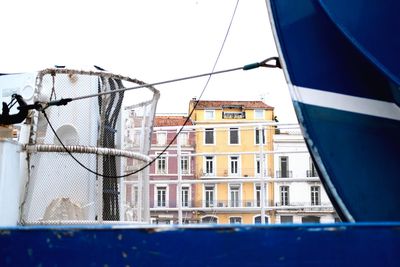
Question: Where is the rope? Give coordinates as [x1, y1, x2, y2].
[25, 144, 152, 162]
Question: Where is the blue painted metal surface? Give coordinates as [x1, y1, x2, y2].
[0, 223, 400, 266]
[268, 0, 400, 221]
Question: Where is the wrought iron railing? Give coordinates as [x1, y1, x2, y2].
[275, 170, 293, 178]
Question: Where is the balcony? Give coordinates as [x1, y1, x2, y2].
[274, 202, 334, 211]
[199, 200, 267, 209]
[222, 112, 246, 119]
[306, 170, 318, 177]
[275, 170, 293, 178]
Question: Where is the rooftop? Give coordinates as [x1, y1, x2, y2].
[190, 100, 273, 110]
[154, 116, 193, 127]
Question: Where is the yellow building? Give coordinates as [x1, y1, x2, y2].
[189, 99, 276, 224]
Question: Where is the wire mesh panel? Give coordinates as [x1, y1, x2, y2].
[20, 68, 159, 225]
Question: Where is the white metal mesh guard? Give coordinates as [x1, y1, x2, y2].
[20, 68, 159, 225]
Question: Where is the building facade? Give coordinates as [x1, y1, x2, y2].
[123, 99, 338, 225]
[273, 131, 338, 223]
[148, 116, 196, 224]
[189, 100, 276, 224]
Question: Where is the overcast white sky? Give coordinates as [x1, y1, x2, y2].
[0, 0, 297, 122]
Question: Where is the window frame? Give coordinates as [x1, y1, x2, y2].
[201, 215, 218, 224]
[204, 110, 215, 120]
[229, 216, 242, 224]
[253, 215, 269, 224]
[180, 185, 191, 208]
[254, 183, 267, 208]
[204, 184, 216, 208]
[255, 128, 266, 145]
[156, 131, 167, 145]
[254, 109, 264, 120]
[311, 185, 321, 206]
[228, 183, 241, 207]
[154, 185, 169, 208]
[204, 156, 215, 176]
[279, 156, 289, 178]
[204, 128, 215, 145]
[229, 155, 240, 176]
[156, 152, 168, 174]
[228, 127, 240, 145]
[180, 154, 190, 175]
[178, 131, 189, 146]
[255, 154, 267, 176]
[280, 185, 290, 206]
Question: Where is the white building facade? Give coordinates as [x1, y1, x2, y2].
[273, 131, 338, 224]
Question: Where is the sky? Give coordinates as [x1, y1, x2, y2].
[0, 0, 297, 122]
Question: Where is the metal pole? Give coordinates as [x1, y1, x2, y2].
[259, 125, 266, 224]
[177, 129, 183, 225]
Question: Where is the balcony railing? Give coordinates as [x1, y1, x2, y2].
[306, 170, 318, 177]
[222, 112, 246, 119]
[199, 200, 269, 208]
[274, 202, 333, 211]
[148, 200, 334, 212]
[275, 170, 293, 178]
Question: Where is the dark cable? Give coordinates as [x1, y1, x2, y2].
[42, 0, 281, 179]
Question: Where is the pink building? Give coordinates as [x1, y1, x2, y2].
[149, 116, 196, 224]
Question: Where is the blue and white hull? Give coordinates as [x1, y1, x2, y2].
[267, 0, 400, 221]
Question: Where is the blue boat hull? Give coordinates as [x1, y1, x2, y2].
[1, 224, 400, 266]
[267, 0, 400, 221]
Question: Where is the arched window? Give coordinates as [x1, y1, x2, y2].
[229, 217, 242, 224]
[254, 215, 269, 224]
[201, 216, 218, 224]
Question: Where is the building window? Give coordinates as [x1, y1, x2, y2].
[302, 216, 320, 223]
[311, 186, 321, 205]
[156, 153, 167, 174]
[229, 184, 241, 207]
[280, 215, 293, 224]
[229, 217, 242, 224]
[205, 128, 214, 144]
[255, 128, 266, 144]
[201, 216, 218, 224]
[229, 156, 240, 176]
[181, 155, 190, 174]
[181, 186, 190, 207]
[204, 110, 215, 120]
[204, 185, 215, 207]
[229, 128, 239, 144]
[156, 186, 168, 207]
[254, 109, 264, 119]
[157, 131, 167, 145]
[204, 156, 215, 175]
[277, 156, 290, 178]
[254, 215, 269, 224]
[255, 155, 267, 176]
[178, 131, 189, 146]
[280, 186, 289, 206]
[307, 157, 318, 177]
[255, 184, 261, 207]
